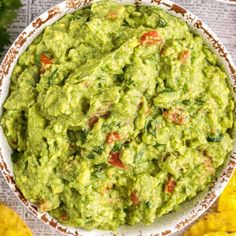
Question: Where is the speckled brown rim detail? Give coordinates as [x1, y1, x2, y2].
[0, 0, 236, 236]
[66, 0, 94, 9]
[194, 19, 236, 81]
[0, 6, 60, 86]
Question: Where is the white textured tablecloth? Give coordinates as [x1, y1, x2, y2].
[0, 0, 236, 235]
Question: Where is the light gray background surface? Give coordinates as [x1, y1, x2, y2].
[0, 0, 236, 235]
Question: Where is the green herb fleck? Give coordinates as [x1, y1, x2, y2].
[93, 146, 104, 155]
[35, 53, 41, 68]
[134, 149, 144, 162]
[112, 142, 122, 152]
[145, 201, 152, 208]
[153, 143, 166, 150]
[195, 97, 204, 105]
[147, 120, 157, 137]
[78, 129, 88, 144]
[67, 128, 88, 144]
[182, 99, 191, 106]
[86, 153, 95, 160]
[207, 133, 223, 142]
[93, 164, 105, 178]
[158, 18, 166, 28]
[48, 69, 58, 85]
[11, 151, 22, 162]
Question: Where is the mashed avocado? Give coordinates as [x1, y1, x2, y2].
[1, 0, 234, 231]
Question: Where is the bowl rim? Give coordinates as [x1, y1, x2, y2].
[0, 0, 236, 235]
[215, 0, 236, 4]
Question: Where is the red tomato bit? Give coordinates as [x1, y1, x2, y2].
[140, 30, 163, 45]
[40, 53, 53, 65]
[131, 191, 140, 205]
[178, 50, 190, 63]
[88, 112, 111, 128]
[163, 108, 186, 125]
[106, 132, 121, 144]
[88, 116, 99, 129]
[60, 212, 69, 221]
[164, 178, 176, 193]
[107, 11, 118, 20]
[108, 151, 126, 169]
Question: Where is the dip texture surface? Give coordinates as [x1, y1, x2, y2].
[1, 0, 234, 230]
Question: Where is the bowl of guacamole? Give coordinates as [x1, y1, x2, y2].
[0, 0, 235, 235]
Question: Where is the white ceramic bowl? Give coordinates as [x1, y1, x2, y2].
[0, 0, 236, 235]
[216, 0, 236, 4]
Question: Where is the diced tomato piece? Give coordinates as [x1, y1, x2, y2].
[60, 212, 69, 221]
[88, 116, 98, 128]
[131, 191, 140, 205]
[106, 132, 121, 144]
[203, 151, 215, 174]
[204, 157, 214, 172]
[164, 178, 176, 193]
[107, 11, 118, 20]
[178, 50, 190, 63]
[145, 107, 151, 115]
[163, 108, 187, 125]
[108, 151, 126, 169]
[140, 30, 163, 45]
[40, 54, 53, 65]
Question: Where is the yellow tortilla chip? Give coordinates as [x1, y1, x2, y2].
[0, 203, 32, 236]
[218, 170, 236, 212]
[203, 232, 236, 236]
[184, 211, 236, 236]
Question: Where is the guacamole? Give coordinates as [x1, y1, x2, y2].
[1, 0, 234, 231]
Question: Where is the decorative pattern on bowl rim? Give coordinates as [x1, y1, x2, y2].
[0, 0, 235, 235]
